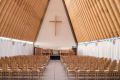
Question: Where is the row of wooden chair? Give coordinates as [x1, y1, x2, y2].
[59, 52, 75, 56]
[61, 55, 120, 80]
[0, 55, 49, 80]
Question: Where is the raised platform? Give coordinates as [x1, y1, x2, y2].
[50, 54, 60, 60]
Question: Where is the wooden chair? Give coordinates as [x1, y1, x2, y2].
[1, 64, 12, 79]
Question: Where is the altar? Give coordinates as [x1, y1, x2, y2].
[50, 50, 60, 60]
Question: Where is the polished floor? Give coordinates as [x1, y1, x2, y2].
[43, 60, 68, 80]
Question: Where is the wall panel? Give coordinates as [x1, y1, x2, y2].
[0, 37, 33, 57]
[78, 37, 120, 60]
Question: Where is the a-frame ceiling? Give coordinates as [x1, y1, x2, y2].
[0, 0, 49, 41]
[65, 0, 120, 42]
[0, 0, 120, 42]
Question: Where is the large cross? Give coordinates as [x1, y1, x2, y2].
[49, 16, 62, 36]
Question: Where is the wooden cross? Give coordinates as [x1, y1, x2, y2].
[49, 16, 62, 36]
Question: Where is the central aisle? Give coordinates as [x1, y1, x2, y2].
[43, 60, 67, 80]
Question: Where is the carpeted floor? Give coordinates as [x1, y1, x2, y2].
[43, 60, 68, 80]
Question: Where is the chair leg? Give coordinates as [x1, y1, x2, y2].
[9, 71, 12, 80]
[0, 71, 2, 79]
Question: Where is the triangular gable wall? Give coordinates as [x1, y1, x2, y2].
[35, 0, 76, 49]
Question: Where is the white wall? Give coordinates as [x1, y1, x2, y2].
[35, 0, 76, 49]
[0, 37, 34, 57]
[78, 37, 120, 60]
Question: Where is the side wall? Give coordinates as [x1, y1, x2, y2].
[78, 37, 120, 60]
[0, 37, 33, 57]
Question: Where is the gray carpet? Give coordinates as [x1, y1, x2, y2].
[43, 60, 68, 80]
